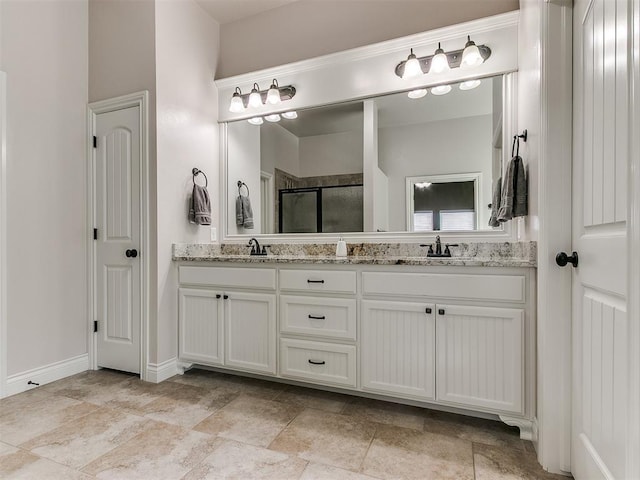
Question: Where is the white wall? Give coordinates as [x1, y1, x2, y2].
[261, 123, 299, 177]
[298, 131, 363, 177]
[379, 115, 493, 232]
[0, 0, 88, 375]
[227, 121, 261, 235]
[155, 0, 219, 364]
[217, 0, 519, 78]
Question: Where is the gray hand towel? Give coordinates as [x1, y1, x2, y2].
[235, 194, 254, 229]
[488, 176, 502, 228]
[189, 184, 211, 225]
[497, 156, 528, 222]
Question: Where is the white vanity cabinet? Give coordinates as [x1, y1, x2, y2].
[278, 268, 358, 388]
[178, 265, 277, 375]
[361, 300, 436, 400]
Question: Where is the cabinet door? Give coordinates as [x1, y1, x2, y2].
[361, 300, 436, 400]
[178, 288, 223, 365]
[436, 304, 524, 413]
[225, 291, 276, 375]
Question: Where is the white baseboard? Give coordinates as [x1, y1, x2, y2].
[5, 353, 89, 397]
[146, 358, 178, 383]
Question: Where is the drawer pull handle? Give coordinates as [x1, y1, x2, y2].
[307, 279, 325, 284]
[308, 315, 326, 320]
[308, 359, 326, 365]
[425, 307, 432, 314]
[438, 309, 445, 315]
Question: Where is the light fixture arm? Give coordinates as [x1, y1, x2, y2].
[394, 44, 491, 78]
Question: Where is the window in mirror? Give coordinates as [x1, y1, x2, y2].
[406, 174, 479, 232]
[225, 74, 506, 237]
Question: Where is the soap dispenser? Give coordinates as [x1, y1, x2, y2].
[336, 237, 347, 257]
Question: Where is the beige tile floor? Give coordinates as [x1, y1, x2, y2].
[0, 369, 570, 480]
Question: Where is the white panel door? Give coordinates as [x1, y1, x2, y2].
[435, 304, 523, 413]
[95, 106, 141, 374]
[572, 1, 629, 478]
[361, 300, 436, 400]
[224, 291, 276, 374]
[178, 288, 223, 365]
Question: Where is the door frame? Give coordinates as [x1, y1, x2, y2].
[0, 71, 7, 397]
[87, 91, 150, 381]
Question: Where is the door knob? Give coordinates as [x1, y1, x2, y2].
[556, 251, 578, 268]
[125, 249, 138, 258]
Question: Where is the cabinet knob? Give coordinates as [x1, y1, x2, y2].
[216, 294, 221, 299]
[425, 307, 432, 314]
[223, 294, 229, 300]
[438, 309, 445, 315]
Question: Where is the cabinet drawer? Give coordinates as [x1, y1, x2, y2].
[280, 295, 356, 340]
[179, 266, 276, 290]
[280, 338, 356, 388]
[362, 272, 525, 303]
[279, 269, 356, 295]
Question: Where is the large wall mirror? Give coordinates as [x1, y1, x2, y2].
[225, 73, 511, 239]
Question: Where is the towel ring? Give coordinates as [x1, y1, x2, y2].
[192, 168, 208, 188]
[237, 180, 249, 197]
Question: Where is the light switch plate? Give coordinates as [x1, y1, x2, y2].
[210, 227, 217, 242]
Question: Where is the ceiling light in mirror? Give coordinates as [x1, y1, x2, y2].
[265, 114, 281, 122]
[266, 79, 281, 105]
[282, 111, 298, 119]
[459, 79, 482, 91]
[402, 48, 422, 79]
[248, 83, 263, 108]
[429, 43, 450, 74]
[461, 36, 484, 69]
[407, 88, 428, 99]
[247, 116, 263, 125]
[431, 84, 452, 96]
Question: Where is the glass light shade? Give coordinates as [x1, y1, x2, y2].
[266, 86, 281, 105]
[265, 114, 281, 122]
[407, 88, 428, 99]
[459, 79, 482, 90]
[429, 44, 450, 74]
[431, 84, 452, 96]
[461, 41, 483, 69]
[282, 111, 298, 119]
[247, 117, 263, 125]
[402, 49, 422, 79]
[229, 93, 244, 113]
[248, 87, 262, 108]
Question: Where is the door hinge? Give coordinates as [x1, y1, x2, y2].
[93, 320, 98, 333]
[92, 136, 97, 148]
[93, 228, 98, 240]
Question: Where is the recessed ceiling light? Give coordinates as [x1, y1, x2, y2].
[407, 89, 428, 99]
[431, 84, 452, 96]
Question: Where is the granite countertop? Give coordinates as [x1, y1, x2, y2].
[172, 242, 537, 268]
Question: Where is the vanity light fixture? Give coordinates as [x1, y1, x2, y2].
[429, 43, 450, 74]
[248, 83, 263, 108]
[395, 37, 491, 78]
[431, 84, 452, 96]
[282, 111, 298, 119]
[459, 79, 482, 90]
[407, 88, 428, 99]
[228, 80, 297, 113]
[247, 117, 264, 125]
[415, 182, 432, 188]
[461, 36, 485, 69]
[402, 48, 423, 79]
[265, 114, 281, 122]
[266, 79, 281, 105]
[229, 87, 245, 113]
